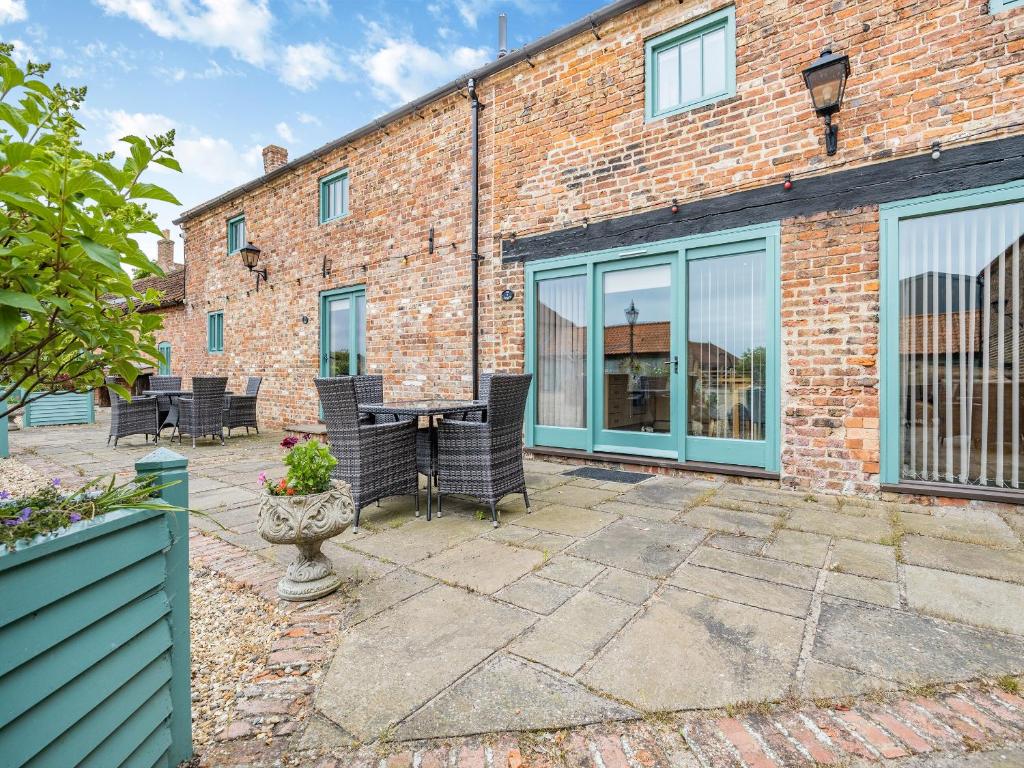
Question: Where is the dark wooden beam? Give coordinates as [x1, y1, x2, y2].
[502, 135, 1024, 263]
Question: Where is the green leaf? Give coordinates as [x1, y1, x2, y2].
[129, 181, 180, 205]
[76, 237, 121, 271]
[152, 155, 182, 172]
[0, 289, 44, 312]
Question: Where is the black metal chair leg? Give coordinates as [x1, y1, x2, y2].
[415, 486, 420, 517]
[490, 501, 498, 528]
[353, 504, 361, 534]
[523, 489, 531, 513]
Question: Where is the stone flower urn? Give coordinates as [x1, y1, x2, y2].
[257, 480, 355, 601]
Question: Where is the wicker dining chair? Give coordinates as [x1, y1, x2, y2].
[353, 374, 394, 425]
[436, 373, 533, 527]
[315, 376, 419, 531]
[174, 376, 228, 447]
[148, 375, 182, 424]
[415, 372, 495, 480]
[224, 376, 262, 436]
[106, 386, 160, 447]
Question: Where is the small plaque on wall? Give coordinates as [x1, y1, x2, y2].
[501, 289, 515, 302]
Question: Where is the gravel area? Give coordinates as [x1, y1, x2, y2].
[190, 566, 286, 748]
[0, 457, 46, 497]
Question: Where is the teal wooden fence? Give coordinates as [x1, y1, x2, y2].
[0, 410, 7, 458]
[0, 449, 191, 767]
[23, 391, 95, 427]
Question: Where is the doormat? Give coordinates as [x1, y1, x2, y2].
[562, 466, 652, 484]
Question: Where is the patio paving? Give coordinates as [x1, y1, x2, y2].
[8, 413, 1024, 748]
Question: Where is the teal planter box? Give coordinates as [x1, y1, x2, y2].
[0, 450, 191, 768]
[0, 411, 7, 458]
[23, 391, 95, 427]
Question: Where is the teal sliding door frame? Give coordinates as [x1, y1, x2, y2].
[878, 180, 1024, 485]
[319, 285, 366, 378]
[524, 221, 781, 471]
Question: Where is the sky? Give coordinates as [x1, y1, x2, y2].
[0, 0, 603, 263]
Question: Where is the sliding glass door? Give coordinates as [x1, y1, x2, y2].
[525, 223, 780, 471]
[883, 184, 1024, 491]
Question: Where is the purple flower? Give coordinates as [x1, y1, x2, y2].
[4, 507, 33, 525]
[69, 513, 82, 523]
[257, 471, 267, 486]
[280, 436, 299, 449]
[0, 490, 10, 500]
[51, 478, 61, 488]
[303, 432, 314, 441]
[2, 518, 17, 527]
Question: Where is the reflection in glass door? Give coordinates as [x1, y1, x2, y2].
[320, 287, 366, 377]
[596, 259, 677, 457]
[685, 249, 768, 466]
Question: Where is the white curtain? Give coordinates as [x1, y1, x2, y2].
[536, 276, 587, 428]
[899, 202, 1023, 489]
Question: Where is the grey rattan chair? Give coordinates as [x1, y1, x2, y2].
[353, 374, 395, 425]
[315, 376, 419, 532]
[173, 376, 227, 447]
[436, 373, 533, 527]
[224, 376, 262, 436]
[415, 372, 494, 479]
[107, 386, 160, 447]
[148, 375, 182, 426]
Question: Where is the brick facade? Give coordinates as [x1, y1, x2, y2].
[157, 0, 1024, 494]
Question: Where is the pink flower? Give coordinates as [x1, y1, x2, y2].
[258, 472, 267, 486]
[280, 436, 299, 449]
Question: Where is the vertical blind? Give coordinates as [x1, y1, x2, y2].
[536, 275, 587, 428]
[899, 202, 1024, 489]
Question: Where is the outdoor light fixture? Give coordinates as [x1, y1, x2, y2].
[239, 241, 267, 291]
[801, 47, 851, 156]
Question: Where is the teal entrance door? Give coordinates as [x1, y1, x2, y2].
[320, 286, 366, 377]
[594, 255, 680, 458]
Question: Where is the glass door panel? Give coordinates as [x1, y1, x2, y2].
[326, 297, 352, 376]
[595, 259, 678, 457]
[320, 287, 366, 378]
[534, 274, 589, 448]
[685, 249, 768, 466]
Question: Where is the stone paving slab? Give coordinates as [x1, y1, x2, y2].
[824, 571, 900, 607]
[812, 598, 1024, 684]
[581, 586, 804, 711]
[345, 515, 485, 565]
[593, 499, 680, 522]
[509, 591, 637, 675]
[493, 573, 578, 614]
[902, 535, 1024, 584]
[393, 654, 638, 740]
[681, 505, 777, 537]
[705, 532, 766, 555]
[534, 554, 605, 587]
[786, 507, 893, 543]
[670, 563, 813, 617]
[410, 539, 544, 595]
[689, 546, 819, 590]
[899, 508, 1021, 548]
[614, 476, 709, 511]
[764, 529, 831, 567]
[799, 658, 896, 699]
[830, 538, 898, 581]
[342, 569, 434, 626]
[589, 567, 659, 605]
[904, 564, 1024, 635]
[569, 518, 704, 578]
[512, 503, 616, 537]
[531, 484, 621, 508]
[315, 584, 533, 741]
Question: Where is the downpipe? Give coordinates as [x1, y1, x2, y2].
[468, 77, 481, 399]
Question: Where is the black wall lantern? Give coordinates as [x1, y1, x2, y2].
[239, 241, 267, 291]
[802, 47, 850, 156]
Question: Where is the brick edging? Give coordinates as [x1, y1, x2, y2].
[188, 530, 1024, 768]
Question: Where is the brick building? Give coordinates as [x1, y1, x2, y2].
[158, 0, 1024, 502]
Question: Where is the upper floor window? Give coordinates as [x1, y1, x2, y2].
[320, 169, 349, 224]
[208, 311, 224, 353]
[990, 0, 1023, 11]
[645, 6, 736, 121]
[227, 215, 245, 254]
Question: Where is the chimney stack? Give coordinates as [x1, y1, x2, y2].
[262, 144, 288, 174]
[156, 229, 175, 272]
[497, 13, 508, 58]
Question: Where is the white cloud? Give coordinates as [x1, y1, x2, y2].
[296, 111, 321, 126]
[94, 0, 274, 66]
[289, 0, 330, 16]
[275, 121, 294, 143]
[8, 38, 38, 67]
[0, 0, 27, 24]
[279, 41, 347, 91]
[99, 109, 176, 152]
[427, 0, 544, 30]
[356, 23, 488, 104]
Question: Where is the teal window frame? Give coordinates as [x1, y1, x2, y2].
[524, 220, 780, 471]
[207, 311, 224, 353]
[157, 342, 172, 375]
[319, 285, 366, 377]
[878, 179, 1024, 486]
[226, 215, 245, 254]
[319, 169, 350, 224]
[990, 0, 1023, 12]
[644, 5, 736, 122]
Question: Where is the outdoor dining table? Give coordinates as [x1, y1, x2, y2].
[357, 399, 486, 521]
[142, 389, 233, 433]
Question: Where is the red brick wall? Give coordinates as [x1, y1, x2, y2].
[158, 0, 1024, 494]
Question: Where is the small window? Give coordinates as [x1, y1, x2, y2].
[990, 0, 1023, 11]
[227, 215, 245, 254]
[319, 169, 349, 224]
[207, 311, 224, 353]
[645, 6, 736, 121]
